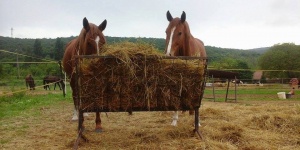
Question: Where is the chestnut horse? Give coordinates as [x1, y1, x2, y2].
[165, 11, 206, 126]
[43, 75, 65, 90]
[25, 74, 35, 90]
[62, 17, 107, 132]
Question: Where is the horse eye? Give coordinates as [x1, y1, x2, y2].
[178, 32, 182, 36]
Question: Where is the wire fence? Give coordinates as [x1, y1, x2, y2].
[0, 79, 64, 96]
[1, 49, 299, 100]
[203, 83, 300, 102]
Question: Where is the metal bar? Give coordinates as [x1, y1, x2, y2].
[74, 55, 208, 60]
[58, 61, 66, 97]
[194, 108, 203, 139]
[212, 75, 216, 102]
[225, 79, 230, 102]
[75, 57, 81, 131]
[234, 76, 237, 102]
[79, 105, 195, 112]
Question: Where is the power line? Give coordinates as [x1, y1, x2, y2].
[217, 68, 300, 73]
[0, 62, 58, 64]
[0, 49, 57, 63]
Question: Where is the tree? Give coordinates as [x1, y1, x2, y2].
[23, 46, 34, 67]
[258, 43, 300, 78]
[210, 58, 253, 80]
[0, 64, 3, 78]
[33, 39, 43, 60]
[54, 38, 65, 60]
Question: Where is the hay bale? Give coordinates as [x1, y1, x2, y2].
[78, 42, 205, 112]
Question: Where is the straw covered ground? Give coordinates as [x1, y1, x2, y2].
[1, 42, 300, 149]
[1, 99, 300, 150]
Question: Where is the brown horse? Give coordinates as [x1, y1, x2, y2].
[62, 17, 107, 132]
[25, 74, 35, 90]
[165, 11, 207, 126]
[43, 75, 65, 90]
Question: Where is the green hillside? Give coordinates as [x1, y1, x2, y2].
[0, 36, 266, 68]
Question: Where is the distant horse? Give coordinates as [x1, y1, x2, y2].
[165, 11, 207, 126]
[62, 17, 107, 132]
[25, 74, 35, 90]
[43, 75, 65, 90]
[231, 79, 243, 86]
[289, 78, 299, 89]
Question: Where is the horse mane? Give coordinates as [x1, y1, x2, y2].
[182, 21, 193, 56]
[77, 23, 106, 55]
[170, 18, 194, 56]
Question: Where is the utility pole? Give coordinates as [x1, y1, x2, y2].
[16, 50, 20, 79]
[11, 28, 13, 38]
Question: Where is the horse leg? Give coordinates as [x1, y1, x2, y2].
[58, 83, 62, 90]
[70, 77, 79, 121]
[95, 111, 103, 132]
[72, 107, 79, 121]
[46, 82, 50, 90]
[188, 110, 195, 115]
[69, 77, 89, 120]
[171, 111, 179, 126]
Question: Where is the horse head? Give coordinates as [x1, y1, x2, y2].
[78, 17, 107, 55]
[62, 17, 107, 77]
[165, 11, 206, 57]
[165, 11, 189, 56]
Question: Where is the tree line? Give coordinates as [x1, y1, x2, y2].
[0, 36, 299, 81]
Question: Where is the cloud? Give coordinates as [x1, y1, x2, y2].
[0, 0, 299, 49]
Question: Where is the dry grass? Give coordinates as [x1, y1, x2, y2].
[1, 42, 299, 149]
[1, 100, 300, 150]
[78, 42, 205, 112]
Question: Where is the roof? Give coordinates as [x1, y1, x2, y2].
[253, 71, 263, 80]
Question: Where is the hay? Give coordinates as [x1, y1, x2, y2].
[77, 42, 205, 112]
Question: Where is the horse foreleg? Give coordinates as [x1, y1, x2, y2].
[171, 111, 179, 126]
[188, 110, 195, 115]
[72, 108, 79, 121]
[95, 111, 103, 132]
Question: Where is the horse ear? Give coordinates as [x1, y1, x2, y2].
[181, 11, 186, 23]
[83, 17, 90, 32]
[167, 10, 173, 22]
[98, 19, 107, 31]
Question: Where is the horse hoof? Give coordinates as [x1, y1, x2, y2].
[171, 121, 177, 126]
[95, 128, 103, 133]
[71, 116, 78, 121]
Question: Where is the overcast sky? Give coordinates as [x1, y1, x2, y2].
[1, 0, 300, 49]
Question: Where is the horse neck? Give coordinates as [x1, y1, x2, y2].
[78, 37, 87, 55]
[183, 33, 193, 56]
[77, 29, 90, 55]
[180, 22, 193, 56]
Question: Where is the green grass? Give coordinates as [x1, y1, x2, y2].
[204, 84, 300, 102]
[0, 91, 71, 120]
[1, 84, 299, 119]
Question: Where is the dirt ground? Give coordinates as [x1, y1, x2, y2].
[0, 99, 300, 150]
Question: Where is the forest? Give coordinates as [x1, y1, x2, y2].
[0, 35, 299, 81]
